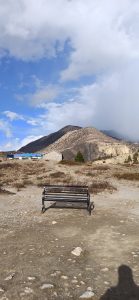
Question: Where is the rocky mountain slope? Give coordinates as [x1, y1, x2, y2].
[19, 125, 81, 153]
[42, 127, 131, 161]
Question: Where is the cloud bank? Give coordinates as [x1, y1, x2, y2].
[0, 0, 139, 146]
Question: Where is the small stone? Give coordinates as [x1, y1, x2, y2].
[104, 281, 109, 285]
[40, 283, 54, 290]
[61, 275, 68, 280]
[101, 268, 109, 272]
[80, 291, 95, 298]
[71, 247, 83, 256]
[5, 273, 15, 281]
[53, 291, 58, 297]
[0, 287, 4, 292]
[52, 221, 57, 225]
[0, 296, 9, 300]
[51, 273, 57, 277]
[28, 276, 36, 281]
[71, 280, 78, 283]
[80, 281, 85, 285]
[24, 287, 33, 294]
[87, 287, 92, 291]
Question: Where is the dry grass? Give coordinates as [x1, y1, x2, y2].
[114, 173, 139, 181]
[89, 181, 116, 194]
[85, 172, 95, 177]
[0, 187, 15, 194]
[92, 165, 110, 171]
[50, 171, 65, 178]
[59, 160, 84, 166]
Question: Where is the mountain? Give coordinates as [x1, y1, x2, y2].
[19, 125, 81, 153]
[41, 127, 131, 161]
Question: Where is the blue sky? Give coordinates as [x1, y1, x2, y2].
[0, 0, 139, 150]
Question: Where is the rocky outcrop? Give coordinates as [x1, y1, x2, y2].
[44, 127, 132, 161]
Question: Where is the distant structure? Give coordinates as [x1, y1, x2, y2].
[7, 153, 43, 160]
[43, 151, 62, 162]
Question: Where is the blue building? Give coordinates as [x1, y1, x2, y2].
[7, 153, 43, 159]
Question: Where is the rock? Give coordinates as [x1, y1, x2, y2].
[71, 247, 83, 256]
[101, 268, 109, 272]
[79, 291, 95, 298]
[0, 296, 9, 300]
[0, 287, 4, 293]
[28, 276, 36, 281]
[52, 221, 57, 225]
[5, 273, 15, 281]
[61, 275, 68, 280]
[24, 287, 33, 294]
[71, 280, 78, 283]
[40, 283, 54, 290]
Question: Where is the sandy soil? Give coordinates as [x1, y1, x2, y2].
[0, 161, 139, 299]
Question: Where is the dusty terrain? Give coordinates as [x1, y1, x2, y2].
[0, 160, 139, 299]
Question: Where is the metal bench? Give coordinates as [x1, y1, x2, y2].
[41, 185, 94, 215]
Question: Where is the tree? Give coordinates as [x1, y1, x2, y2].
[75, 151, 85, 163]
[133, 152, 138, 164]
[124, 155, 132, 163]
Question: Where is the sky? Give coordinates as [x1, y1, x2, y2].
[0, 0, 139, 151]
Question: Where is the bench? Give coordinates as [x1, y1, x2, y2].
[41, 185, 94, 215]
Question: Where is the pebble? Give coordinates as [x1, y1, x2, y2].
[0, 287, 4, 293]
[61, 275, 68, 280]
[40, 283, 54, 290]
[104, 281, 109, 285]
[5, 273, 15, 281]
[71, 280, 78, 283]
[71, 247, 83, 256]
[101, 268, 109, 272]
[52, 221, 57, 225]
[28, 276, 36, 281]
[24, 287, 33, 294]
[80, 281, 85, 285]
[79, 291, 95, 298]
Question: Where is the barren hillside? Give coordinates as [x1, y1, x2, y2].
[43, 127, 131, 161]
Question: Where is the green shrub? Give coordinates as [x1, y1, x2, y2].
[75, 151, 85, 163]
[133, 152, 138, 164]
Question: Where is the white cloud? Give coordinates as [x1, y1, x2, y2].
[3, 110, 24, 121]
[0, 0, 138, 78]
[0, 119, 12, 138]
[30, 84, 60, 107]
[0, 135, 42, 151]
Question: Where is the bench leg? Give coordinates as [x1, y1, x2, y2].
[41, 198, 46, 213]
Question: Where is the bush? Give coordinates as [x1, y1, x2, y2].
[75, 151, 85, 163]
[133, 152, 138, 164]
[124, 155, 132, 163]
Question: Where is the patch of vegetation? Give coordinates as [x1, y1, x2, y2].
[50, 171, 65, 178]
[124, 155, 132, 164]
[59, 160, 83, 166]
[133, 152, 138, 164]
[0, 187, 15, 195]
[85, 172, 95, 177]
[92, 165, 110, 171]
[75, 151, 85, 163]
[89, 181, 116, 194]
[114, 173, 139, 181]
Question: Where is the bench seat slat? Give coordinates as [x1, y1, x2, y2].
[43, 198, 88, 202]
[44, 189, 88, 194]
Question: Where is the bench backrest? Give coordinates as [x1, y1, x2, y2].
[43, 185, 89, 195]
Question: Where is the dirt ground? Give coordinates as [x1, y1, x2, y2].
[0, 160, 139, 299]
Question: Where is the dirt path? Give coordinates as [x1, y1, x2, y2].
[0, 181, 139, 299]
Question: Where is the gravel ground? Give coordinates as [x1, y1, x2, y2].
[0, 163, 139, 299]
